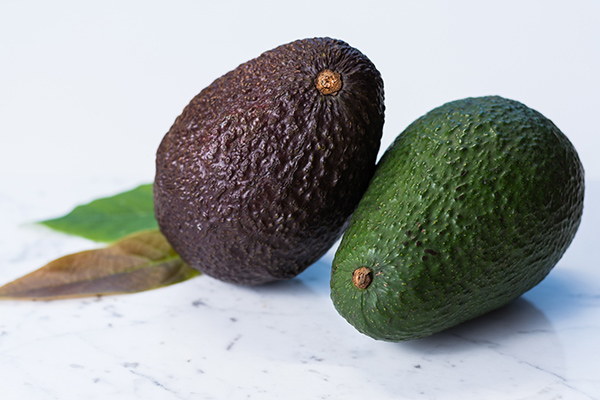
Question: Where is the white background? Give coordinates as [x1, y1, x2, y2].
[1, 1, 598, 183]
[1, 2, 599, 400]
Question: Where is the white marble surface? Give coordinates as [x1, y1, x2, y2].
[1, 176, 599, 400]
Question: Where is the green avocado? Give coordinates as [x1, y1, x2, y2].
[154, 38, 384, 285]
[330, 96, 584, 341]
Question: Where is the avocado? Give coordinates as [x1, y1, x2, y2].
[330, 96, 584, 341]
[154, 37, 385, 285]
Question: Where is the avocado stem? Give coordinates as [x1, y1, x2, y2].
[352, 267, 373, 289]
[315, 69, 342, 95]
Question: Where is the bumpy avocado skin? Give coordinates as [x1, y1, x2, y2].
[331, 96, 584, 341]
[154, 38, 385, 285]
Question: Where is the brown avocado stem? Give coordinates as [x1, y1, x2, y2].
[352, 267, 373, 289]
[315, 69, 342, 95]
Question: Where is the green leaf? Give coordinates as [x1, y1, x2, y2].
[40, 184, 157, 242]
[0, 230, 199, 300]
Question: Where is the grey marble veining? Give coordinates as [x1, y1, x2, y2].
[1, 177, 599, 400]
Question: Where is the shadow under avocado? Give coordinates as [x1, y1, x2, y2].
[403, 296, 554, 353]
[245, 256, 334, 297]
[522, 266, 598, 320]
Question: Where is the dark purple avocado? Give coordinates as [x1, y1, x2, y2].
[153, 37, 385, 285]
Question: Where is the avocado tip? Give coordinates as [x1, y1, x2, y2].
[315, 69, 342, 95]
[352, 267, 373, 289]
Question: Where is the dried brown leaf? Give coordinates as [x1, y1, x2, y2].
[0, 230, 199, 300]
